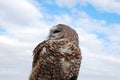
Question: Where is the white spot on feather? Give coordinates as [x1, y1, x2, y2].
[41, 47, 46, 55]
[42, 47, 46, 53]
[60, 44, 72, 54]
[60, 58, 70, 72]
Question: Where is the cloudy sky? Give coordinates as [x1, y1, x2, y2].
[0, 0, 120, 80]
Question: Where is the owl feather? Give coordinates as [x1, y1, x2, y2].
[29, 24, 82, 80]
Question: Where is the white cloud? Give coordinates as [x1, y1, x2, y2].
[0, 0, 51, 80]
[55, 0, 78, 8]
[55, 0, 120, 15]
[78, 52, 120, 80]
[85, 0, 120, 15]
[0, 0, 43, 26]
[53, 14, 73, 25]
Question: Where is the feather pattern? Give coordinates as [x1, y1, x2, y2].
[29, 24, 82, 80]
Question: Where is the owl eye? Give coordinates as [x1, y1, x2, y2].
[53, 29, 61, 33]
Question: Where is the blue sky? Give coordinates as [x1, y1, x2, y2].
[0, 0, 120, 80]
[39, 0, 120, 24]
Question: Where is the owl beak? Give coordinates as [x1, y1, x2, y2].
[49, 34, 55, 38]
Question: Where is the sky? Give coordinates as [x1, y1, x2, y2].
[0, 0, 120, 80]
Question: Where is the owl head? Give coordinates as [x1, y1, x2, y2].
[48, 24, 79, 45]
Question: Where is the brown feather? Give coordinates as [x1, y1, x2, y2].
[29, 24, 82, 80]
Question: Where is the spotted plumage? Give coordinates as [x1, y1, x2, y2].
[29, 24, 82, 80]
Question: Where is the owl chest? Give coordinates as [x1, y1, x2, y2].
[38, 51, 70, 79]
[37, 43, 76, 80]
[38, 58, 66, 80]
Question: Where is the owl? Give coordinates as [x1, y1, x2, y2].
[29, 24, 82, 80]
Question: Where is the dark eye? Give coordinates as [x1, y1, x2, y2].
[53, 29, 61, 33]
